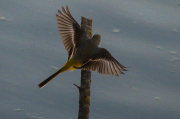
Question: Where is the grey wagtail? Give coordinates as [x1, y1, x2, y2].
[38, 6, 127, 88]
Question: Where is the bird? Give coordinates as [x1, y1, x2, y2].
[38, 6, 127, 88]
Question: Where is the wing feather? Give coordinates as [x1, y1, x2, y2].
[56, 6, 85, 60]
[76, 48, 127, 76]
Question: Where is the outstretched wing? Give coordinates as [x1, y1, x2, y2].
[77, 48, 127, 77]
[56, 6, 83, 60]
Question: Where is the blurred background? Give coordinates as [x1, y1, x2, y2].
[1, 0, 180, 118]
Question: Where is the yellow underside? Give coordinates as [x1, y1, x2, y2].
[60, 58, 82, 73]
[70, 67, 76, 72]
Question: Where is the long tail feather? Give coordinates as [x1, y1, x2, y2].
[38, 58, 81, 88]
[38, 68, 62, 88]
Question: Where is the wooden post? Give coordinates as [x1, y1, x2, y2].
[76, 16, 92, 119]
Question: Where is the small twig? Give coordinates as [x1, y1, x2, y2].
[74, 83, 80, 89]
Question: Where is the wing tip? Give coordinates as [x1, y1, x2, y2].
[62, 6, 65, 10]
[66, 5, 69, 10]
[56, 14, 59, 18]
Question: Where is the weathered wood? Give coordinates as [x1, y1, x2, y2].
[77, 16, 92, 119]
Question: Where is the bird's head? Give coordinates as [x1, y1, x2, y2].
[92, 34, 101, 46]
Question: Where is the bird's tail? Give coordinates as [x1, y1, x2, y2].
[38, 58, 81, 88]
[38, 68, 62, 88]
